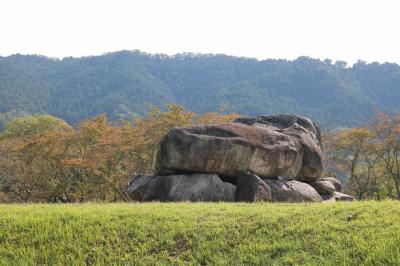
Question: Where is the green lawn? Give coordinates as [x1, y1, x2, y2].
[0, 201, 399, 265]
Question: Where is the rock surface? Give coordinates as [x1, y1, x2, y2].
[321, 192, 354, 202]
[263, 178, 323, 202]
[320, 177, 343, 192]
[127, 115, 355, 203]
[127, 175, 155, 201]
[155, 114, 323, 181]
[331, 192, 354, 201]
[127, 174, 352, 203]
[309, 180, 335, 195]
[235, 173, 272, 202]
[234, 115, 323, 182]
[127, 174, 236, 202]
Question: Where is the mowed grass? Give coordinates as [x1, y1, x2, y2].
[0, 202, 399, 265]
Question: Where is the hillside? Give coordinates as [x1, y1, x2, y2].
[0, 202, 399, 265]
[1, 51, 400, 128]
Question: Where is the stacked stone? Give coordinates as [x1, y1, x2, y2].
[127, 115, 354, 202]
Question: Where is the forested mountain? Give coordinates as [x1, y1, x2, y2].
[1, 50, 399, 129]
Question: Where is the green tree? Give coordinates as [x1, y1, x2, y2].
[2, 115, 72, 138]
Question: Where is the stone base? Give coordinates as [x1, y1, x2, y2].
[127, 174, 353, 203]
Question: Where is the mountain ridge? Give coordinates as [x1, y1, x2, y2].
[1, 50, 399, 129]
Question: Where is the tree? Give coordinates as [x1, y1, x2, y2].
[2, 52, 400, 129]
[325, 127, 380, 199]
[0, 115, 73, 202]
[0, 130, 73, 202]
[0, 105, 240, 202]
[1, 115, 72, 138]
[325, 112, 400, 200]
[373, 113, 400, 199]
[194, 110, 239, 126]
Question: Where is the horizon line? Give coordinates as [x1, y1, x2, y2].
[1, 49, 399, 66]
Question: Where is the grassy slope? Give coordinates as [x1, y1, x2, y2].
[0, 202, 399, 265]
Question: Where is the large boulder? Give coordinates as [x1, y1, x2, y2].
[127, 174, 236, 202]
[263, 178, 323, 202]
[235, 173, 272, 202]
[155, 115, 323, 181]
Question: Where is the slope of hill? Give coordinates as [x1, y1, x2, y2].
[0, 202, 399, 265]
[1, 50, 400, 128]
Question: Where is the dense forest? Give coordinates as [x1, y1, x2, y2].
[1, 50, 400, 129]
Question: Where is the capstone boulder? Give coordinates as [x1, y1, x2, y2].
[155, 114, 323, 181]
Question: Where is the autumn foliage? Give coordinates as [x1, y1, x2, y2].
[1, 106, 400, 202]
[324, 113, 400, 200]
[0, 105, 239, 202]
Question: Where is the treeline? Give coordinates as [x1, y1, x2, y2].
[0, 105, 238, 202]
[1, 51, 400, 129]
[324, 113, 400, 200]
[1, 105, 399, 202]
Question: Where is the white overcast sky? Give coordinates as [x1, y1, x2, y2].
[1, 0, 399, 64]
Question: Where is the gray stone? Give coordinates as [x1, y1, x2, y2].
[321, 192, 354, 201]
[309, 180, 335, 195]
[235, 173, 271, 202]
[263, 178, 323, 202]
[127, 173, 236, 202]
[126, 175, 156, 201]
[333, 192, 354, 201]
[320, 177, 343, 192]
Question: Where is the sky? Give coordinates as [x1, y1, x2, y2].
[1, 0, 400, 64]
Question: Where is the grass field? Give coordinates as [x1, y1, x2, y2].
[0, 202, 399, 265]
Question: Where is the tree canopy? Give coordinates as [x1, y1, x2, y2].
[2, 115, 72, 138]
[0, 105, 238, 202]
[1, 51, 399, 129]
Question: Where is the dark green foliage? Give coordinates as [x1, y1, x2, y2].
[1, 51, 399, 129]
